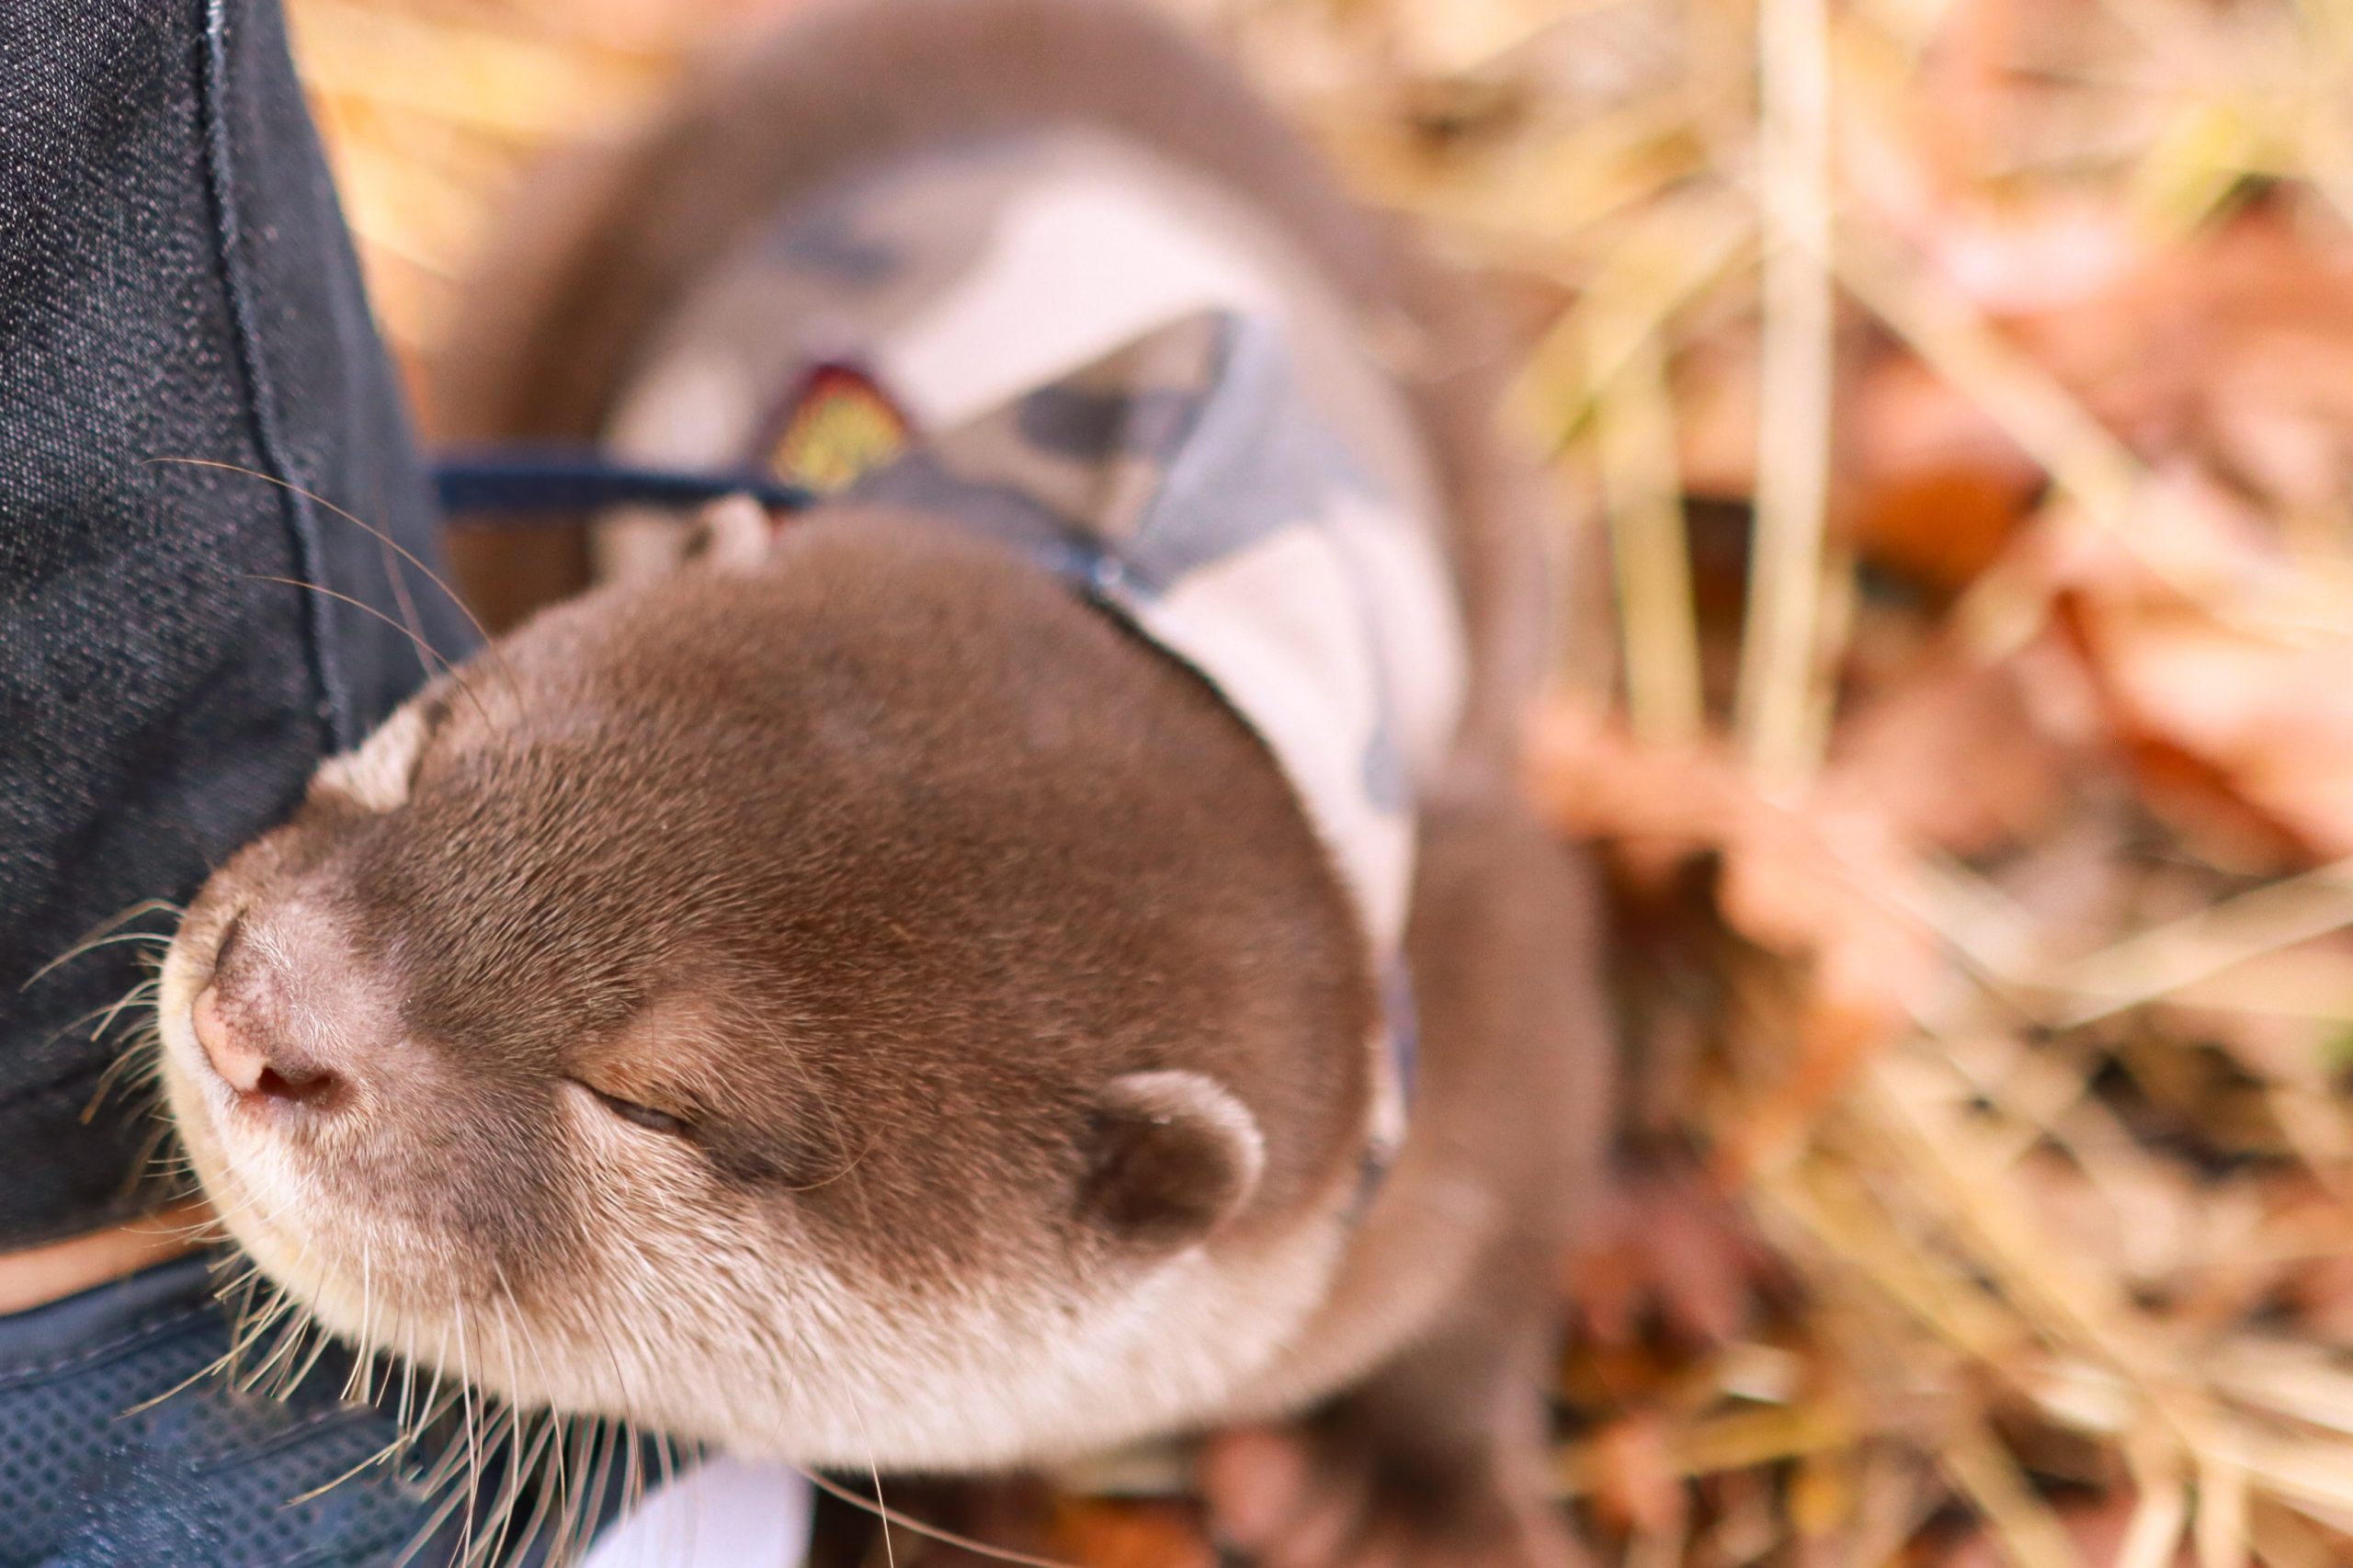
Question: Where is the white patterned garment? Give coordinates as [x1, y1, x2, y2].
[578, 1457, 813, 1568]
[602, 127, 1468, 1162]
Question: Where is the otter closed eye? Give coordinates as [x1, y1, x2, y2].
[574, 1081, 696, 1139]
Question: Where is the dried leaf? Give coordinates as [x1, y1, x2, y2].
[1563, 1150, 1777, 1346]
[1050, 1502, 1213, 1568]
[1821, 652, 2071, 858]
[1587, 1410, 1688, 1535]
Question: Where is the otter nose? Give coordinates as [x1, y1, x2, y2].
[191, 983, 342, 1106]
[190, 926, 350, 1110]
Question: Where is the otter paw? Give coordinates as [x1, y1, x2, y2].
[1199, 1426, 1587, 1568]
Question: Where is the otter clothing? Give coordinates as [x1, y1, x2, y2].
[598, 129, 1469, 1157]
[577, 1457, 812, 1568]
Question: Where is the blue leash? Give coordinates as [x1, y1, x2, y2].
[432, 446, 818, 520]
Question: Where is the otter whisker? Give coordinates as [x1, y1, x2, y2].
[581, 1420, 621, 1562]
[545, 1414, 603, 1566]
[494, 1403, 572, 1562]
[390, 1457, 480, 1568]
[209, 1256, 261, 1299]
[160, 1203, 221, 1238]
[150, 1165, 217, 1214]
[379, 534, 435, 689]
[415, 1397, 484, 1499]
[418, 1318, 456, 1458]
[870, 1455, 897, 1568]
[78, 1019, 163, 1122]
[470, 1292, 536, 1568]
[212, 1273, 270, 1366]
[544, 1411, 572, 1536]
[42, 993, 154, 1059]
[454, 1347, 537, 1568]
[181, 1202, 257, 1248]
[624, 1434, 646, 1526]
[275, 1307, 339, 1402]
[497, 1408, 566, 1568]
[529, 1413, 574, 1568]
[222, 1281, 297, 1388]
[407, 1385, 472, 1484]
[112, 1278, 289, 1422]
[88, 1016, 161, 1088]
[345, 1249, 377, 1404]
[275, 1290, 427, 1506]
[385, 1327, 414, 1440]
[849, 1402, 899, 1568]
[548, 1413, 592, 1566]
[113, 1358, 222, 1420]
[790, 1469, 1080, 1568]
[339, 1344, 375, 1411]
[497, 1273, 603, 1567]
[456, 1397, 529, 1568]
[488, 1271, 577, 1561]
[23, 898, 183, 989]
[550, 1296, 662, 1565]
[143, 455, 524, 715]
[235, 1302, 314, 1396]
[396, 1323, 423, 1444]
[560, 1256, 656, 1539]
[240, 574, 494, 730]
[281, 1420, 416, 1508]
[125, 1115, 188, 1202]
[326, 1381, 421, 1495]
[20, 931, 173, 993]
[449, 1301, 486, 1568]
[90, 976, 164, 1041]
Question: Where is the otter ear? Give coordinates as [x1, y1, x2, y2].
[687, 494, 775, 570]
[1078, 1071, 1266, 1254]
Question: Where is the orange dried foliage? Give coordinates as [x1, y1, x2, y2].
[1586, 1410, 1688, 1537]
[1049, 1502, 1216, 1568]
[1526, 710, 1938, 1164]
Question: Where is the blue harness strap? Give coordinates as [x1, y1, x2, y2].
[433, 446, 817, 519]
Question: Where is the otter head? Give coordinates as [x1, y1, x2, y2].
[155, 511, 1375, 1468]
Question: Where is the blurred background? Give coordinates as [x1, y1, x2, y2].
[290, 1, 2353, 1563]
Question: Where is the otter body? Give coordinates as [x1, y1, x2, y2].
[156, 3, 1612, 1562]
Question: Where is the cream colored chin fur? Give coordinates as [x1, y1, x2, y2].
[487, 1136, 1368, 1470]
[158, 907, 1372, 1470]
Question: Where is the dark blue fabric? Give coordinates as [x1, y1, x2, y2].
[0, 0, 474, 1245]
[0, 1256, 669, 1567]
[0, 1256, 454, 1566]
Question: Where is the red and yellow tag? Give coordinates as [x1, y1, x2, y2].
[766, 362, 912, 494]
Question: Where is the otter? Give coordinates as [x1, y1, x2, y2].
[153, 1, 1615, 1562]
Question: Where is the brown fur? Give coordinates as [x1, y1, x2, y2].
[160, 1, 1613, 1560]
